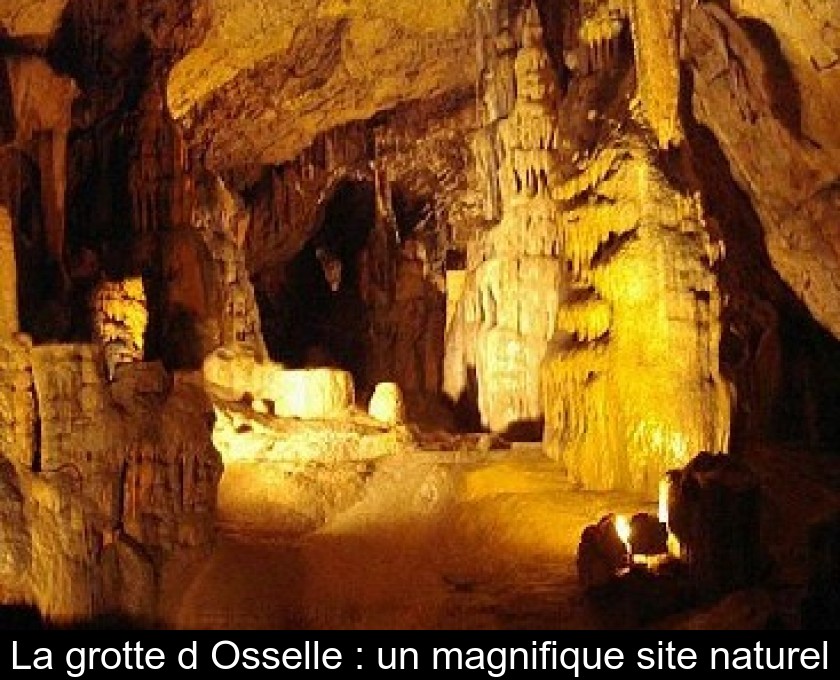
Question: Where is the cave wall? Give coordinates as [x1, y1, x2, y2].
[0, 0, 223, 624]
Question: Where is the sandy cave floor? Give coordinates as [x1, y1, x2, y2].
[163, 445, 840, 631]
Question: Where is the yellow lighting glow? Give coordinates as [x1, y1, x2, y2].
[658, 478, 669, 525]
[614, 514, 632, 553]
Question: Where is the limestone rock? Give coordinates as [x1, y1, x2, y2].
[0, 333, 221, 623]
[368, 382, 406, 426]
[168, 0, 475, 169]
[577, 515, 629, 591]
[202, 343, 268, 401]
[0, 207, 17, 335]
[0, 1, 69, 40]
[93, 278, 148, 377]
[687, 2, 840, 340]
[265, 368, 355, 420]
[667, 453, 762, 595]
[445, 2, 731, 492]
[445, 4, 564, 437]
[203, 344, 355, 419]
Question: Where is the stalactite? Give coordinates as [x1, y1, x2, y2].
[626, 0, 684, 148]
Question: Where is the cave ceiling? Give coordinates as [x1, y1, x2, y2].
[0, 0, 69, 41]
[3, 0, 840, 338]
[166, 0, 475, 170]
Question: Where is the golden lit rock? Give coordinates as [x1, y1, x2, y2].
[368, 382, 406, 426]
[93, 278, 148, 378]
[0, 0, 838, 631]
[0, 207, 17, 336]
[203, 344, 355, 420]
[168, 0, 474, 167]
[0, 1, 69, 39]
[446, 3, 564, 435]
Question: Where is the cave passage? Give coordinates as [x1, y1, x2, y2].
[260, 179, 375, 387]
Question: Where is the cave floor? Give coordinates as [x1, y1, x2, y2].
[165, 446, 839, 631]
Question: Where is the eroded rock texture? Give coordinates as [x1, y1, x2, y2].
[445, 2, 730, 492]
[167, 0, 475, 169]
[0, 1, 223, 624]
[0, 334, 221, 624]
[1, 0, 840, 623]
[687, 1, 840, 340]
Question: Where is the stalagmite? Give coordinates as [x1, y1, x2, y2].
[441, 0, 732, 490]
[447, 2, 567, 434]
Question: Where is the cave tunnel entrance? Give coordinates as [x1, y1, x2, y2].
[260, 179, 375, 389]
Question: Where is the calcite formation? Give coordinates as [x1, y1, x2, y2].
[93, 278, 148, 378]
[0, 332, 222, 623]
[203, 344, 355, 420]
[193, 176, 266, 354]
[543, 148, 731, 492]
[446, 3, 565, 437]
[447, 1, 731, 493]
[0, 0, 839, 629]
[369, 382, 407, 426]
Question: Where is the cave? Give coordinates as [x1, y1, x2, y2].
[2, 0, 840, 631]
[257, 179, 375, 388]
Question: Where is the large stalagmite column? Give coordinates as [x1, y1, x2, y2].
[0, 206, 18, 335]
[540, 2, 731, 496]
[449, 0, 731, 493]
[446, 3, 567, 435]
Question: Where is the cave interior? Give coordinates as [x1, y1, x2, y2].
[1, 0, 840, 630]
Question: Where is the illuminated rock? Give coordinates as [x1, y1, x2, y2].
[626, 0, 684, 148]
[543, 137, 732, 494]
[92, 278, 148, 379]
[369, 382, 406, 426]
[203, 345, 355, 419]
[0, 338, 221, 624]
[202, 343, 267, 401]
[265, 368, 355, 420]
[167, 0, 475, 169]
[446, 3, 565, 436]
[446, 1, 731, 491]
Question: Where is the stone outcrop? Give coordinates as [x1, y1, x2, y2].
[203, 344, 355, 420]
[686, 1, 840, 341]
[0, 335, 222, 624]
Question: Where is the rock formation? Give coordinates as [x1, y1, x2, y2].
[446, 2, 565, 438]
[446, 1, 731, 493]
[0, 0, 839, 627]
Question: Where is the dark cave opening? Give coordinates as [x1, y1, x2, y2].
[258, 179, 375, 388]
